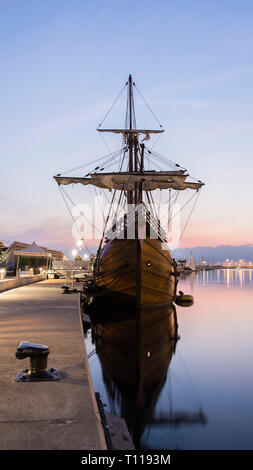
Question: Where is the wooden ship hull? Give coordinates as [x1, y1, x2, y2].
[94, 237, 177, 310]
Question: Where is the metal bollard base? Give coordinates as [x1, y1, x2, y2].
[16, 368, 61, 382]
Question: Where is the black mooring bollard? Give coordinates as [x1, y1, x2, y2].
[15, 341, 60, 382]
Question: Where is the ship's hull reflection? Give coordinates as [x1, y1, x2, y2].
[91, 303, 179, 449]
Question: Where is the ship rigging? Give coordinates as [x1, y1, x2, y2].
[54, 75, 204, 310]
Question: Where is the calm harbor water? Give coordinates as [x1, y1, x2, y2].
[85, 269, 253, 450]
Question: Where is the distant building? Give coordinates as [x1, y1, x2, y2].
[0, 241, 66, 267]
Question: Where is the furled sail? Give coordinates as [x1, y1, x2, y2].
[97, 128, 164, 145]
[97, 128, 164, 135]
[54, 171, 203, 192]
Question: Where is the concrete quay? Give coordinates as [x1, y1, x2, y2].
[0, 274, 47, 293]
[0, 279, 106, 450]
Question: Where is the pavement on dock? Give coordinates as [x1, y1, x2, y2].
[0, 279, 106, 450]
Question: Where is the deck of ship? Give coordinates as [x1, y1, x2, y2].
[0, 279, 106, 450]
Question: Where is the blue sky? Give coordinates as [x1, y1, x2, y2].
[0, 0, 253, 256]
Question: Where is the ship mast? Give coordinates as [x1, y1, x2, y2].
[127, 74, 143, 205]
[95, 74, 166, 206]
[128, 74, 134, 204]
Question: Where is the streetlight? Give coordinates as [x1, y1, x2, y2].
[0, 268, 6, 280]
[72, 249, 77, 258]
[76, 239, 83, 249]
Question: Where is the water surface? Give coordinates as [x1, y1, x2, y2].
[85, 268, 253, 450]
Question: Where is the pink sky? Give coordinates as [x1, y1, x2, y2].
[3, 214, 252, 257]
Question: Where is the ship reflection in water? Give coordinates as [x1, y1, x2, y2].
[86, 268, 253, 449]
[88, 303, 207, 450]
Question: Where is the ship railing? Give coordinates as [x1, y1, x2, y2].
[105, 204, 167, 243]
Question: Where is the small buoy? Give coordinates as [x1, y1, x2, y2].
[175, 291, 194, 307]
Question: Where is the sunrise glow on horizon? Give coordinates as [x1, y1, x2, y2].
[1, 1, 253, 254]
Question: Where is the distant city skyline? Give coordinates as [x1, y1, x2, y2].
[1, 0, 253, 255]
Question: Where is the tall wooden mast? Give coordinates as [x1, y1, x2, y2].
[128, 74, 134, 204]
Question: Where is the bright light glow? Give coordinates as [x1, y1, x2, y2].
[72, 249, 77, 257]
[76, 239, 83, 248]
[83, 254, 89, 260]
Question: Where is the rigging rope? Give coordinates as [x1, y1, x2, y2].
[133, 83, 164, 130]
[147, 148, 203, 184]
[172, 190, 201, 257]
[94, 186, 105, 225]
[176, 350, 203, 408]
[97, 189, 117, 253]
[159, 190, 180, 222]
[151, 131, 163, 149]
[99, 131, 112, 153]
[169, 190, 199, 225]
[59, 185, 102, 237]
[60, 149, 121, 176]
[146, 147, 186, 171]
[98, 82, 127, 129]
[58, 185, 91, 255]
[145, 153, 166, 171]
[88, 149, 123, 174]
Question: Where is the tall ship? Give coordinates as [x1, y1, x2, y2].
[54, 75, 203, 310]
